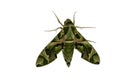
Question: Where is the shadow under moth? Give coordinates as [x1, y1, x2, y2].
[36, 12, 100, 67]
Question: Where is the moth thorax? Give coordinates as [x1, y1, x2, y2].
[64, 19, 73, 25]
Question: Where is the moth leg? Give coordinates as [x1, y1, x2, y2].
[77, 40, 96, 43]
[76, 26, 96, 29]
[45, 27, 63, 32]
[87, 40, 96, 43]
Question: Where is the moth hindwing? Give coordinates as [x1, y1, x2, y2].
[36, 13, 100, 67]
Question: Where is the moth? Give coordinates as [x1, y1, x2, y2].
[36, 12, 100, 67]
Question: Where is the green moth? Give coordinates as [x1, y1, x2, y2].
[36, 12, 100, 67]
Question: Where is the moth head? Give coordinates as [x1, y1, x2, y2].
[64, 19, 73, 25]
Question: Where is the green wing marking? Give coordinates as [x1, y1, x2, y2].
[73, 27, 100, 64]
[36, 31, 64, 67]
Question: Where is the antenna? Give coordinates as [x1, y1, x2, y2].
[73, 11, 76, 25]
[52, 11, 63, 26]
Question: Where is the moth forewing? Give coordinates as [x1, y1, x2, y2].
[36, 31, 63, 67]
[74, 32, 100, 64]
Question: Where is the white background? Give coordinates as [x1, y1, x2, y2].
[0, 0, 120, 80]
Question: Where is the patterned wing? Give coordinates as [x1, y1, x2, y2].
[36, 30, 64, 67]
[73, 27, 100, 64]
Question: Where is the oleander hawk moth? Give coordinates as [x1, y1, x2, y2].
[36, 12, 100, 67]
